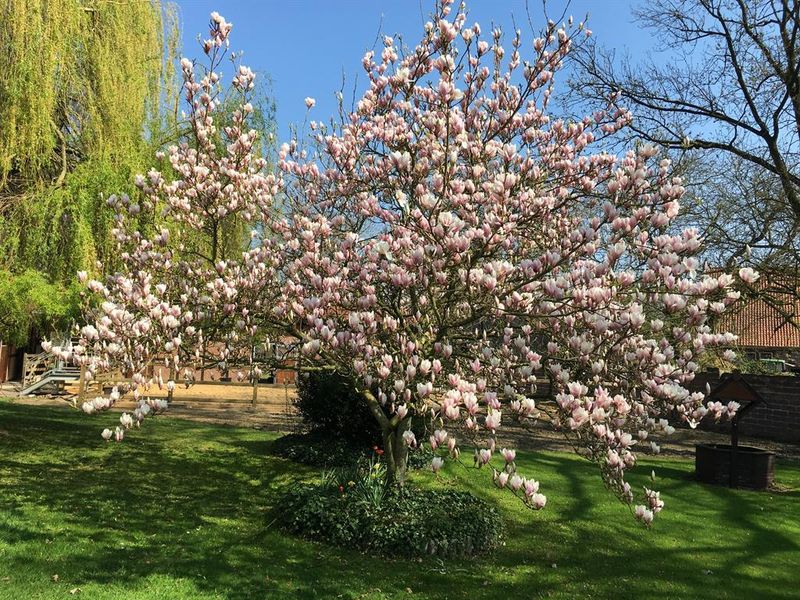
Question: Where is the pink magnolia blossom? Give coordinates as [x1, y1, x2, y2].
[268, 0, 736, 522]
[738, 267, 759, 284]
[58, 3, 739, 526]
[501, 448, 516, 463]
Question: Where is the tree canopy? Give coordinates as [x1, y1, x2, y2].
[59, 4, 746, 527]
[0, 0, 179, 317]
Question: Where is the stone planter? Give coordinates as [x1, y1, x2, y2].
[695, 443, 775, 490]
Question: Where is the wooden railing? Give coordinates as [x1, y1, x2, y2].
[21, 334, 77, 392]
[79, 368, 125, 399]
[22, 352, 55, 386]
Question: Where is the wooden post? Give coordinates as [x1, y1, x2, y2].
[200, 340, 206, 382]
[284, 380, 291, 429]
[78, 365, 86, 403]
[167, 366, 175, 403]
[250, 345, 258, 406]
[729, 415, 739, 488]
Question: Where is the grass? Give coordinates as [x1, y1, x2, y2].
[0, 401, 798, 599]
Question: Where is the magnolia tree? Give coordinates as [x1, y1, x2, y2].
[264, 0, 746, 524]
[59, 3, 749, 526]
[48, 13, 282, 437]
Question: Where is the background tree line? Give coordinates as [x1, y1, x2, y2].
[574, 0, 800, 330]
[0, 0, 275, 349]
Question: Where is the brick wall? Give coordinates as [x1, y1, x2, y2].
[153, 364, 296, 385]
[691, 372, 800, 443]
[0, 342, 10, 383]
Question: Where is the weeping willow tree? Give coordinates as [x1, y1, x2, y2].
[0, 0, 180, 349]
[0, 2, 277, 349]
[0, 0, 180, 280]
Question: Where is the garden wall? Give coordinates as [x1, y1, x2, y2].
[0, 342, 12, 383]
[151, 364, 296, 385]
[691, 372, 800, 443]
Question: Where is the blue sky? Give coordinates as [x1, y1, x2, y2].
[174, 1, 653, 142]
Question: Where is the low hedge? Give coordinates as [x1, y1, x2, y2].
[279, 484, 504, 558]
[271, 430, 433, 470]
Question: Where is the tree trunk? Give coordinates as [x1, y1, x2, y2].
[360, 389, 411, 488]
[383, 418, 411, 487]
[167, 366, 175, 403]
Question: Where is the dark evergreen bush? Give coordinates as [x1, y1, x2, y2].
[295, 370, 381, 445]
[279, 484, 504, 558]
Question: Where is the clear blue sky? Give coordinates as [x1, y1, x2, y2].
[174, 1, 652, 142]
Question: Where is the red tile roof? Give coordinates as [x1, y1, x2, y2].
[718, 276, 800, 349]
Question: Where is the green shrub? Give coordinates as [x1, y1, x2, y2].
[279, 469, 504, 558]
[271, 430, 370, 468]
[271, 430, 434, 469]
[295, 370, 381, 445]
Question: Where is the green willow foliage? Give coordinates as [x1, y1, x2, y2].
[0, 1, 277, 347]
[0, 0, 180, 283]
[0, 0, 177, 187]
[1, 161, 131, 278]
[0, 269, 80, 347]
[0, 0, 180, 346]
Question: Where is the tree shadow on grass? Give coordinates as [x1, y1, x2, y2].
[495, 453, 800, 599]
[442, 448, 800, 599]
[1, 403, 798, 600]
[0, 404, 323, 598]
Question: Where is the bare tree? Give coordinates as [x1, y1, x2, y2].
[675, 155, 799, 333]
[676, 155, 798, 267]
[574, 0, 800, 331]
[576, 0, 800, 219]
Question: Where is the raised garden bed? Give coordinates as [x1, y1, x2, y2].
[695, 443, 775, 489]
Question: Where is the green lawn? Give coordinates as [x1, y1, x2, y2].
[0, 401, 798, 599]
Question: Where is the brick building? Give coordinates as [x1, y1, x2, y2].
[717, 276, 800, 370]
